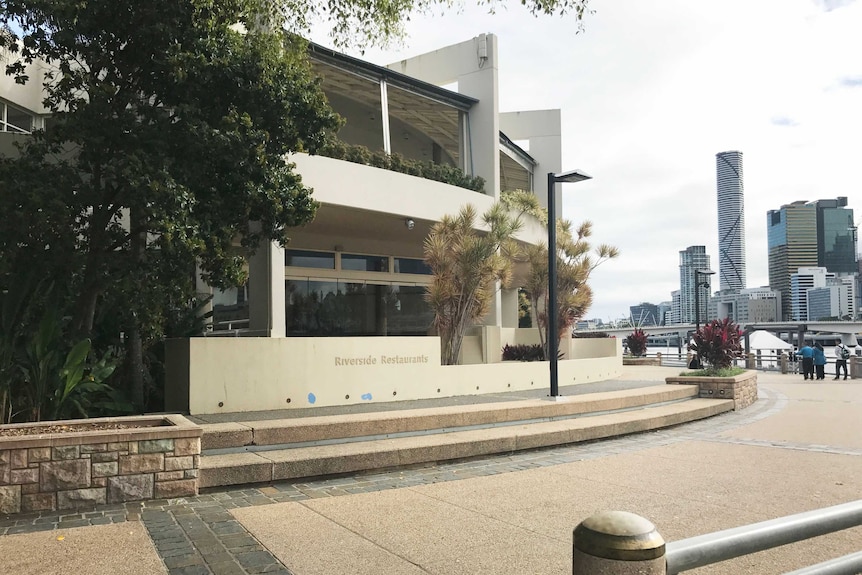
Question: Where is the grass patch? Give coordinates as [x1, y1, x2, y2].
[679, 367, 746, 378]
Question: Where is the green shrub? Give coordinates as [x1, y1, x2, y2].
[625, 328, 648, 356]
[502, 343, 545, 362]
[690, 318, 743, 371]
[317, 140, 485, 192]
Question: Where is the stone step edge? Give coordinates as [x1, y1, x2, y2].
[198, 398, 732, 488]
[200, 384, 699, 450]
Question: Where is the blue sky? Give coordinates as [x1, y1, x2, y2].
[314, 0, 862, 322]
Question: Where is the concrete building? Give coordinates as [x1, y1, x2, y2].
[679, 246, 712, 324]
[709, 287, 781, 324]
[716, 151, 746, 291]
[790, 267, 831, 321]
[1, 34, 621, 414]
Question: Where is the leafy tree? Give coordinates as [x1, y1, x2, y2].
[522, 219, 618, 361]
[424, 202, 525, 365]
[0, 1, 340, 408]
[273, 0, 593, 50]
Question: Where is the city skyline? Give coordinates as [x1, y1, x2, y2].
[319, 0, 862, 322]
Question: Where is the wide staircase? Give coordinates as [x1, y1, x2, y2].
[197, 384, 733, 488]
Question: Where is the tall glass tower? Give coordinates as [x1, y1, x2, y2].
[716, 151, 746, 291]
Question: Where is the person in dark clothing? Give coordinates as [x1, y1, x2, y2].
[798, 343, 815, 380]
[813, 343, 827, 380]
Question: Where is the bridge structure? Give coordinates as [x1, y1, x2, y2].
[578, 320, 862, 352]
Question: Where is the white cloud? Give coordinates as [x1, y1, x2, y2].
[314, 0, 862, 321]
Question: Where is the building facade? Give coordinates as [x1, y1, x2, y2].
[1, 34, 624, 414]
[768, 198, 857, 320]
[716, 151, 746, 291]
[629, 303, 660, 326]
[709, 287, 781, 324]
[767, 202, 818, 320]
[679, 246, 712, 324]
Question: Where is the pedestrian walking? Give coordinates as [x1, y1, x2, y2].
[799, 342, 815, 380]
[813, 343, 827, 380]
[834, 342, 850, 380]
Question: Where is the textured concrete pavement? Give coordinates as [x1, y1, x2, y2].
[1, 367, 860, 575]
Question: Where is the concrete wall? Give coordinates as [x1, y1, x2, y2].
[166, 335, 622, 415]
[499, 109, 563, 209]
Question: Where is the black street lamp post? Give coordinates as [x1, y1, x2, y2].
[548, 169, 592, 398]
[693, 269, 715, 333]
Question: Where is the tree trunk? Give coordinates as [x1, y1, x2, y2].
[127, 208, 146, 410]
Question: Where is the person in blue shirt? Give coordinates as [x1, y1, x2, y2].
[798, 343, 815, 380]
[813, 343, 827, 380]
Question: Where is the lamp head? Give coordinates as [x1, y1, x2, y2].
[552, 169, 592, 184]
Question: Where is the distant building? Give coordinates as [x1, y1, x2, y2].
[657, 301, 672, 326]
[716, 151, 746, 291]
[709, 287, 781, 324]
[791, 267, 831, 321]
[816, 198, 856, 274]
[768, 198, 856, 320]
[629, 302, 660, 326]
[670, 290, 681, 325]
[679, 246, 712, 324]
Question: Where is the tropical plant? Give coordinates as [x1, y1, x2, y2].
[501, 343, 545, 362]
[689, 318, 743, 371]
[625, 329, 648, 357]
[521, 219, 619, 361]
[424, 202, 525, 365]
[319, 141, 486, 192]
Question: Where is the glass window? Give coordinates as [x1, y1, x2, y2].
[341, 253, 389, 272]
[285, 249, 335, 269]
[394, 257, 432, 275]
[6, 105, 32, 133]
[286, 280, 432, 337]
[212, 283, 249, 331]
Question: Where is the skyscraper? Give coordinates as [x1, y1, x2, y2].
[767, 198, 856, 320]
[716, 151, 746, 291]
[679, 245, 711, 324]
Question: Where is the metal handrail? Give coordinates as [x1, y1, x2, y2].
[665, 499, 862, 574]
[783, 551, 862, 575]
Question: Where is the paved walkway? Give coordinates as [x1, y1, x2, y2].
[1, 367, 860, 575]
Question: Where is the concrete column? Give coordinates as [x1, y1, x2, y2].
[573, 511, 666, 574]
[746, 353, 755, 369]
[501, 288, 519, 328]
[780, 352, 788, 374]
[850, 356, 858, 379]
[480, 326, 502, 364]
[656, 352, 662, 366]
[247, 238, 286, 337]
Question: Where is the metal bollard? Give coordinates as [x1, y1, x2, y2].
[573, 511, 666, 574]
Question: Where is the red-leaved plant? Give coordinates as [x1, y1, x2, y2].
[625, 328, 648, 357]
[689, 318, 743, 370]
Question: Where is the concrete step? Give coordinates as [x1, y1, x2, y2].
[200, 384, 700, 451]
[199, 397, 732, 488]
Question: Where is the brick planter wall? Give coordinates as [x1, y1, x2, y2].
[666, 370, 758, 410]
[0, 414, 201, 515]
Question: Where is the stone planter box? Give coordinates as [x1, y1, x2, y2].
[0, 414, 201, 515]
[623, 357, 661, 366]
[666, 370, 758, 410]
